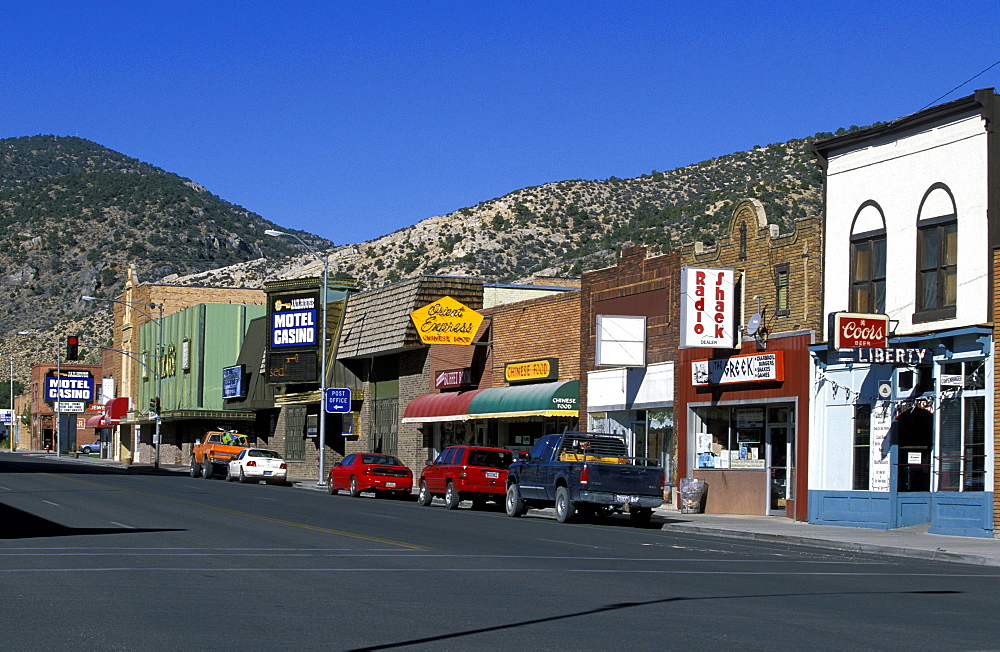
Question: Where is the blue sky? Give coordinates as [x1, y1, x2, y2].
[4, 2, 999, 245]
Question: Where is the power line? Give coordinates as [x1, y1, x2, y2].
[915, 59, 1000, 113]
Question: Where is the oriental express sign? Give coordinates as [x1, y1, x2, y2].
[505, 358, 559, 384]
[691, 351, 784, 386]
[410, 296, 484, 345]
[830, 312, 889, 349]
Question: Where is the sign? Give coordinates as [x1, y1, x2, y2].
[325, 388, 352, 413]
[940, 374, 963, 387]
[830, 312, 889, 349]
[87, 403, 106, 412]
[691, 351, 784, 386]
[55, 402, 85, 413]
[877, 380, 892, 399]
[870, 408, 891, 491]
[222, 364, 247, 399]
[908, 452, 923, 465]
[0, 409, 12, 424]
[505, 358, 559, 384]
[736, 407, 764, 428]
[409, 296, 484, 345]
[271, 292, 318, 347]
[837, 348, 932, 365]
[267, 350, 317, 384]
[680, 267, 737, 349]
[435, 368, 473, 389]
[45, 371, 95, 404]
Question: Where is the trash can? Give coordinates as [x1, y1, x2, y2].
[678, 477, 707, 514]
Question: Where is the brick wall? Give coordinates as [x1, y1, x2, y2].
[485, 291, 581, 386]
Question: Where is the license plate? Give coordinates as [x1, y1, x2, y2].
[264, 471, 272, 476]
[615, 494, 639, 504]
[485, 471, 499, 479]
[386, 481, 396, 487]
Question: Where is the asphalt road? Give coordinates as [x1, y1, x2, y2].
[3, 453, 1000, 650]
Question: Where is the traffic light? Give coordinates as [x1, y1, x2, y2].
[149, 397, 161, 415]
[66, 335, 79, 361]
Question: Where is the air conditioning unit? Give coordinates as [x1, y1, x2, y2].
[892, 367, 923, 400]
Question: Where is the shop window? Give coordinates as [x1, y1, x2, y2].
[774, 263, 790, 316]
[852, 404, 871, 490]
[693, 406, 765, 469]
[937, 360, 986, 492]
[850, 233, 886, 314]
[285, 405, 306, 460]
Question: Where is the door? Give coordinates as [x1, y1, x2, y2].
[766, 405, 794, 516]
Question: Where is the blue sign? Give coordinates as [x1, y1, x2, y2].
[45, 372, 94, 402]
[325, 388, 352, 413]
[222, 365, 246, 399]
[271, 309, 317, 347]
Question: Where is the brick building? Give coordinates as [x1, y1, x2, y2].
[25, 362, 104, 453]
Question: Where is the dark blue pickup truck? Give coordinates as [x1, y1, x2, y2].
[505, 432, 664, 525]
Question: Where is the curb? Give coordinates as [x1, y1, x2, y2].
[660, 523, 1000, 567]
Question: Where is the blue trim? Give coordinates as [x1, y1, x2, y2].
[809, 489, 994, 537]
[929, 492, 994, 538]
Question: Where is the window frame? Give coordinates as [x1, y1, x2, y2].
[774, 262, 790, 317]
[849, 229, 886, 314]
[914, 214, 957, 323]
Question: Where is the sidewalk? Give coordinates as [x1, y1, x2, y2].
[654, 507, 1000, 567]
[10, 450, 1000, 567]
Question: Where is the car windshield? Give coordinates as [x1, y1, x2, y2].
[467, 450, 512, 469]
[248, 449, 281, 459]
[362, 454, 401, 466]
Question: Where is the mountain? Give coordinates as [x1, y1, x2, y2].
[0, 135, 329, 376]
[0, 129, 840, 383]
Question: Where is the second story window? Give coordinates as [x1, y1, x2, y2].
[775, 263, 790, 316]
[850, 232, 886, 314]
[916, 218, 957, 316]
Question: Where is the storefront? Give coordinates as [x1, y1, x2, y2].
[809, 325, 993, 537]
[677, 332, 812, 520]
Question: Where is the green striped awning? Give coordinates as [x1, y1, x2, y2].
[467, 380, 579, 419]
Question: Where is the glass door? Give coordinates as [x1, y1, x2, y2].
[766, 405, 794, 516]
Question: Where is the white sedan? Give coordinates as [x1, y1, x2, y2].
[226, 448, 288, 485]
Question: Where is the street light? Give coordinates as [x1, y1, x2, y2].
[82, 295, 164, 468]
[265, 229, 329, 485]
[18, 330, 61, 456]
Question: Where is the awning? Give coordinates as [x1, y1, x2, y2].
[401, 390, 483, 423]
[85, 414, 109, 428]
[467, 380, 579, 419]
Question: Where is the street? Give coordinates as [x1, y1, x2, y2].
[2, 453, 1000, 650]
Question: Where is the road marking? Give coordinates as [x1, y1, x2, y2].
[0, 568, 996, 577]
[537, 538, 608, 549]
[109, 522, 135, 529]
[0, 486, 10, 490]
[45, 474, 427, 550]
[42, 500, 61, 507]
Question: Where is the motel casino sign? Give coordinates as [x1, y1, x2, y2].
[267, 290, 320, 384]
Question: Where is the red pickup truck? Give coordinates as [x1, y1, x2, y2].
[417, 445, 514, 509]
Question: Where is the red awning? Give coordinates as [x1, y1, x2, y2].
[85, 414, 109, 428]
[400, 390, 483, 423]
[106, 396, 129, 424]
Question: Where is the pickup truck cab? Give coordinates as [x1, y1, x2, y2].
[505, 432, 664, 525]
[418, 445, 513, 509]
[190, 430, 251, 479]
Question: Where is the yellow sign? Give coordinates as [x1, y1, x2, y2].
[504, 358, 558, 383]
[410, 296, 484, 345]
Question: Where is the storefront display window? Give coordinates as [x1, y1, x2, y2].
[694, 406, 765, 469]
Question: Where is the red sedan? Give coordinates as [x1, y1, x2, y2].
[327, 453, 413, 499]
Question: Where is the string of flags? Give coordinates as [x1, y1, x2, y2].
[815, 367, 970, 412]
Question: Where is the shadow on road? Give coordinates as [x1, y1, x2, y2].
[0, 502, 184, 539]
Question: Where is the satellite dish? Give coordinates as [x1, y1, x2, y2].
[745, 313, 761, 336]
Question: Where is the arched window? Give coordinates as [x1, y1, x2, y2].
[915, 184, 957, 322]
[849, 201, 886, 313]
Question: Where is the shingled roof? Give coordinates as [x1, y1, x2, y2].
[337, 275, 484, 359]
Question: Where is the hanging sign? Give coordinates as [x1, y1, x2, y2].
[830, 312, 889, 349]
[409, 296, 484, 345]
[680, 267, 737, 349]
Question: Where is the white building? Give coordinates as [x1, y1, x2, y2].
[809, 89, 997, 537]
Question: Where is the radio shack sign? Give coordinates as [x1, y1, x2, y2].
[679, 267, 737, 349]
[830, 312, 889, 349]
[410, 296, 484, 345]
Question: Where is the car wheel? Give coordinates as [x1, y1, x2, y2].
[417, 480, 433, 506]
[555, 486, 576, 523]
[629, 507, 652, 527]
[327, 478, 339, 495]
[444, 482, 461, 510]
[190, 460, 201, 478]
[505, 483, 525, 517]
[349, 476, 361, 497]
[202, 461, 213, 479]
[238, 467, 248, 483]
[82, 447, 92, 454]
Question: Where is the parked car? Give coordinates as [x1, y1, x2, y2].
[79, 440, 103, 455]
[226, 448, 288, 485]
[327, 453, 413, 499]
[418, 445, 513, 509]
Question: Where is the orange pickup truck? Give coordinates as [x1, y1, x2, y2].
[190, 430, 250, 479]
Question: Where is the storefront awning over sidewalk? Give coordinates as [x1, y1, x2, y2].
[85, 414, 109, 428]
[400, 390, 484, 423]
[467, 380, 579, 419]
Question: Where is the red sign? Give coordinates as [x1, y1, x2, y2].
[435, 368, 473, 389]
[830, 312, 889, 349]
